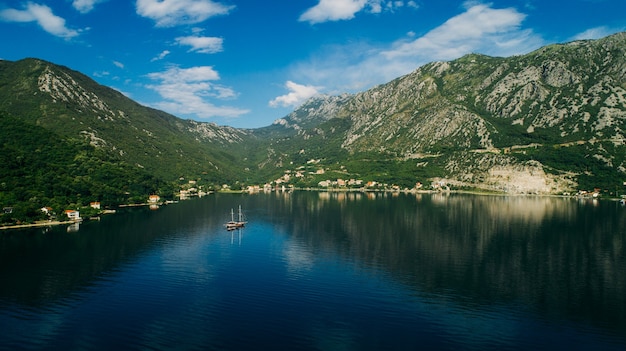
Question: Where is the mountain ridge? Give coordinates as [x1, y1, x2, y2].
[1, 32, 626, 222]
[269, 32, 626, 194]
[0, 57, 250, 182]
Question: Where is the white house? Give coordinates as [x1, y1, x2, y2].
[64, 210, 81, 221]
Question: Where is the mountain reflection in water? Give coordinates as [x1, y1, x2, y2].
[263, 192, 625, 332]
[0, 192, 624, 350]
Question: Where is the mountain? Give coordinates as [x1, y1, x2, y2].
[265, 32, 626, 194]
[0, 58, 249, 182]
[0, 111, 173, 217]
[271, 93, 353, 132]
[1, 32, 626, 223]
[0, 58, 258, 223]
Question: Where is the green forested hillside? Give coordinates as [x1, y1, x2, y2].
[0, 58, 263, 224]
[0, 112, 173, 224]
[0, 58, 247, 183]
[2, 33, 626, 224]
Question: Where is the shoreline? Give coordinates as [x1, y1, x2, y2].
[0, 202, 168, 231]
[2, 190, 621, 231]
[0, 219, 81, 230]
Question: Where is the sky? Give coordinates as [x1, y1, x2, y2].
[1, 1, 625, 128]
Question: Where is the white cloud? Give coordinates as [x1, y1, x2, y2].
[146, 66, 248, 119]
[136, 0, 234, 27]
[269, 81, 322, 108]
[113, 61, 124, 69]
[72, 0, 103, 14]
[0, 3, 80, 39]
[290, 3, 543, 93]
[369, 1, 382, 14]
[299, 0, 367, 24]
[93, 71, 110, 77]
[407, 1, 418, 9]
[151, 50, 171, 61]
[383, 4, 530, 60]
[176, 36, 223, 54]
[148, 66, 220, 82]
[570, 26, 617, 41]
[211, 85, 237, 99]
[299, 0, 416, 24]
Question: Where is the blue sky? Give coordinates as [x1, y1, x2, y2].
[1, 1, 625, 128]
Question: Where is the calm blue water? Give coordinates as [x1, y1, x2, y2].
[1, 192, 625, 350]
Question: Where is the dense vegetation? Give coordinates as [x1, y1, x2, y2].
[2, 33, 626, 224]
[0, 58, 244, 183]
[515, 143, 626, 194]
[0, 112, 174, 225]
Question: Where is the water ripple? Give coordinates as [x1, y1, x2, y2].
[2, 194, 626, 350]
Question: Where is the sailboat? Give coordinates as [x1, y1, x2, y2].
[225, 205, 246, 230]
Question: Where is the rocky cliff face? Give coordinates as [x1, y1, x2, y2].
[272, 93, 353, 133]
[287, 32, 626, 194]
[341, 33, 626, 151]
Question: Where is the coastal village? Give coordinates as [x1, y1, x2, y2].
[3, 161, 625, 231]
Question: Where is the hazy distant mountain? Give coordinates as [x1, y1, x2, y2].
[271, 93, 353, 132]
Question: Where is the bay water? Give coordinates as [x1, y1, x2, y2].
[1, 192, 625, 350]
